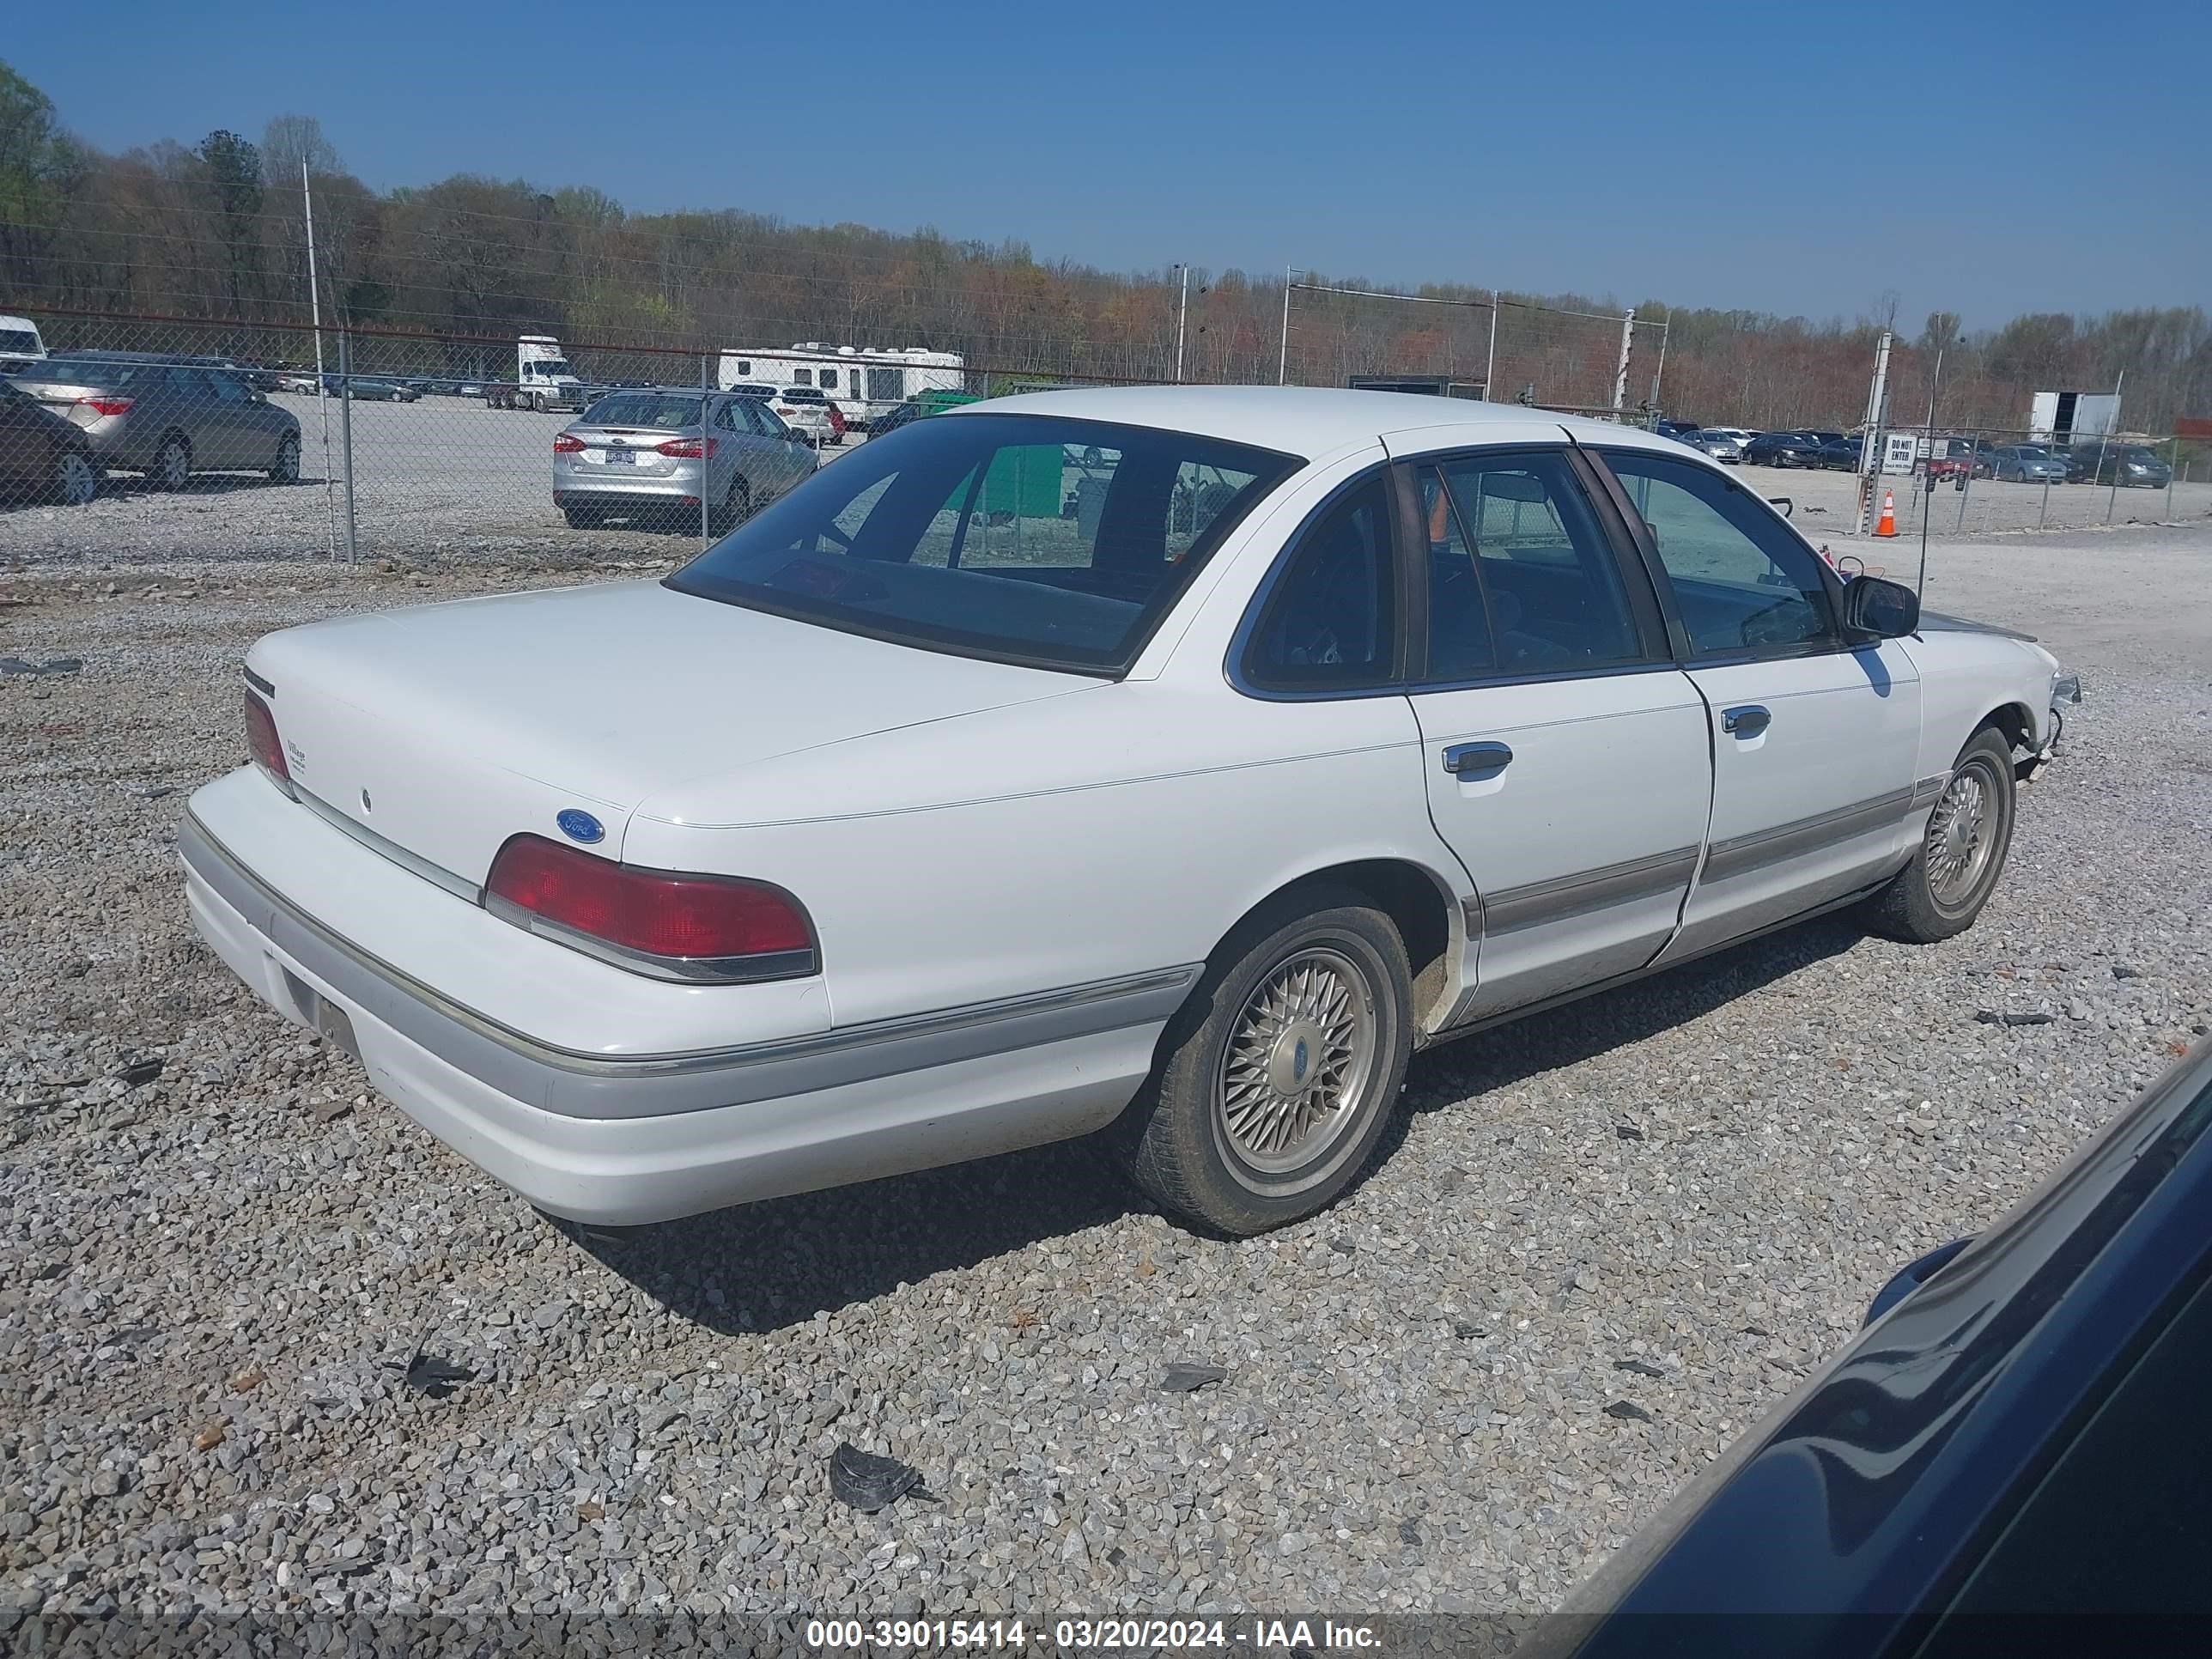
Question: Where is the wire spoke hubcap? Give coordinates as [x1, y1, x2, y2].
[1925, 765, 1994, 906]
[1217, 946, 1377, 1176]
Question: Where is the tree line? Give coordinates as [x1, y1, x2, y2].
[3, 60, 2207, 434]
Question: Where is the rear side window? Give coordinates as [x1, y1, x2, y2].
[1427, 452, 1643, 675]
[1243, 475, 1398, 691]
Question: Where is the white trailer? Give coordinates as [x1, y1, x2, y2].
[716, 343, 964, 429]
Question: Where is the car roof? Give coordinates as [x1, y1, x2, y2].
[945, 384, 1698, 463]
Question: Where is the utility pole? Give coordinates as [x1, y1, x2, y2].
[1173, 264, 1189, 384]
[1853, 329, 1893, 536]
[1612, 308, 1635, 417]
[1278, 265, 1295, 386]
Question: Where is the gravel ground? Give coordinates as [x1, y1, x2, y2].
[2, 524, 2208, 1635]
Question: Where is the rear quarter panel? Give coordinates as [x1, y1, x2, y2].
[626, 678, 1460, 1029]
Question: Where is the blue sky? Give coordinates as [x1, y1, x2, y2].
[10, 0, 2209, 326]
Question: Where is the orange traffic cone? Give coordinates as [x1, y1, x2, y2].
[1874, 489, 1899, 538]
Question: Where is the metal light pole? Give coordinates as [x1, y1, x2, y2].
[1485, 289, 1499, 401]
[1173, 264, 1189, 384]
[1278, 266, 1295, 386]
[302, 159, 338, 562]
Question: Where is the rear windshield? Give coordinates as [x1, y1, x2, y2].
[582, 392, 701, 428]
[18, 358, 142, 390]
[667, 412, 1298, 673]
[781, 387, 826, 402]
[0, 329, 40, 355]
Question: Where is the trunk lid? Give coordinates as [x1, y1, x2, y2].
[246, 580, 1089, 885]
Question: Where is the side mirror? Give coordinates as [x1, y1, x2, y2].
[1843, 574, 1919, 641]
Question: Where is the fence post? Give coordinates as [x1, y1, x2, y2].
[701, 353, 713, 550]
[2166, 436, 2178, 521]
[337, 328, 358, 565]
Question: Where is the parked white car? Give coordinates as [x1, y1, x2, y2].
[183, 388, 2079, 1236]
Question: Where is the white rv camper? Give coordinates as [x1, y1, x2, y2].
[717, 343, 964, 429]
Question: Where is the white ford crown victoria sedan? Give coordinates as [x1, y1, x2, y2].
[183, 388, 2079, 1235]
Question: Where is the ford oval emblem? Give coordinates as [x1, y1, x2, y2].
[556, 808, 605, 845]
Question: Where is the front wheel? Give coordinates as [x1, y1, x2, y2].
[1106, 884, 1413, 1236]
[1862, 726, 2016, 943]
[268, 433, 301, 483]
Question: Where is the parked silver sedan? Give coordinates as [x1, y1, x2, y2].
[552, 387, 817, 532]
[14, 353, 302, 488]
[1684, 428, 1745, 464]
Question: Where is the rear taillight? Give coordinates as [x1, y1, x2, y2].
[484, 834, 816, 981]
[552, 434, 585, 453]
[80, 396, 134, 417]
[655, 437, 717, 459]
[244, 690, 289, 782]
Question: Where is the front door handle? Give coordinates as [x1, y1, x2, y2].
[1723, 705, 1771, 737]
[1443, 740, 1514, 775]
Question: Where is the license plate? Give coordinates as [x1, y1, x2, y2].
[285, 969, 362, 1061]
[604, 447, 635, 465]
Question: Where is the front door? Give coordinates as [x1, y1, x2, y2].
[1594, 447, 1923, 961]
[1403, 449, 1711, 1024]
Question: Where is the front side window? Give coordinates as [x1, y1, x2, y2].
[1243, 474, 1398, 690]
[1427, 451, 1643, 674]
[1601, 448, 1835, 657]
[670, 413, 1294, 674]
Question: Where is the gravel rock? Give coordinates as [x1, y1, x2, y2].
[1, 526, 2207, 1623]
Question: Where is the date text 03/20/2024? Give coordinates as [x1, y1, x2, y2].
[803, 1619, 1382, 1650]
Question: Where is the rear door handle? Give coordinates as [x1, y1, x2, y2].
[1723, 705, 1771, 736]
[1443, 741, 1513, 775]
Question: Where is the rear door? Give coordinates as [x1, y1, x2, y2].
[1398, 447, 1711, 1024]
[1593, 447, 1922, 961]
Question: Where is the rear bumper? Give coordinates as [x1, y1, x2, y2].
[180, 813, 1188, 1224]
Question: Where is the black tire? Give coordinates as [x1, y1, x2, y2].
[52, 446, 101, 506]
[1106, 884, 1413, 1236]
[561, 503, 601, 530]
[709, 475, 751, 537]
[1862, 726, 2016, 944]
[150, 431, 191, 491]
[268, 433, 301, 483]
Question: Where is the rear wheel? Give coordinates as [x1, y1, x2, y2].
[150, 432, 191, 491]
[54, 448, 100, 506]
[268, 433, 300, 483]
[560, 502, 601, 530]
[710, 475, 752, 537]
[1107, 884, 1413, 1236]
[1862, 726, 2016, 944]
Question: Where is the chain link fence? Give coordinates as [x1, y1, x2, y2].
[1277, 276, 1668, 418]
[4, 301, 2206, 568]
[1729, 422, 2209, 546]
